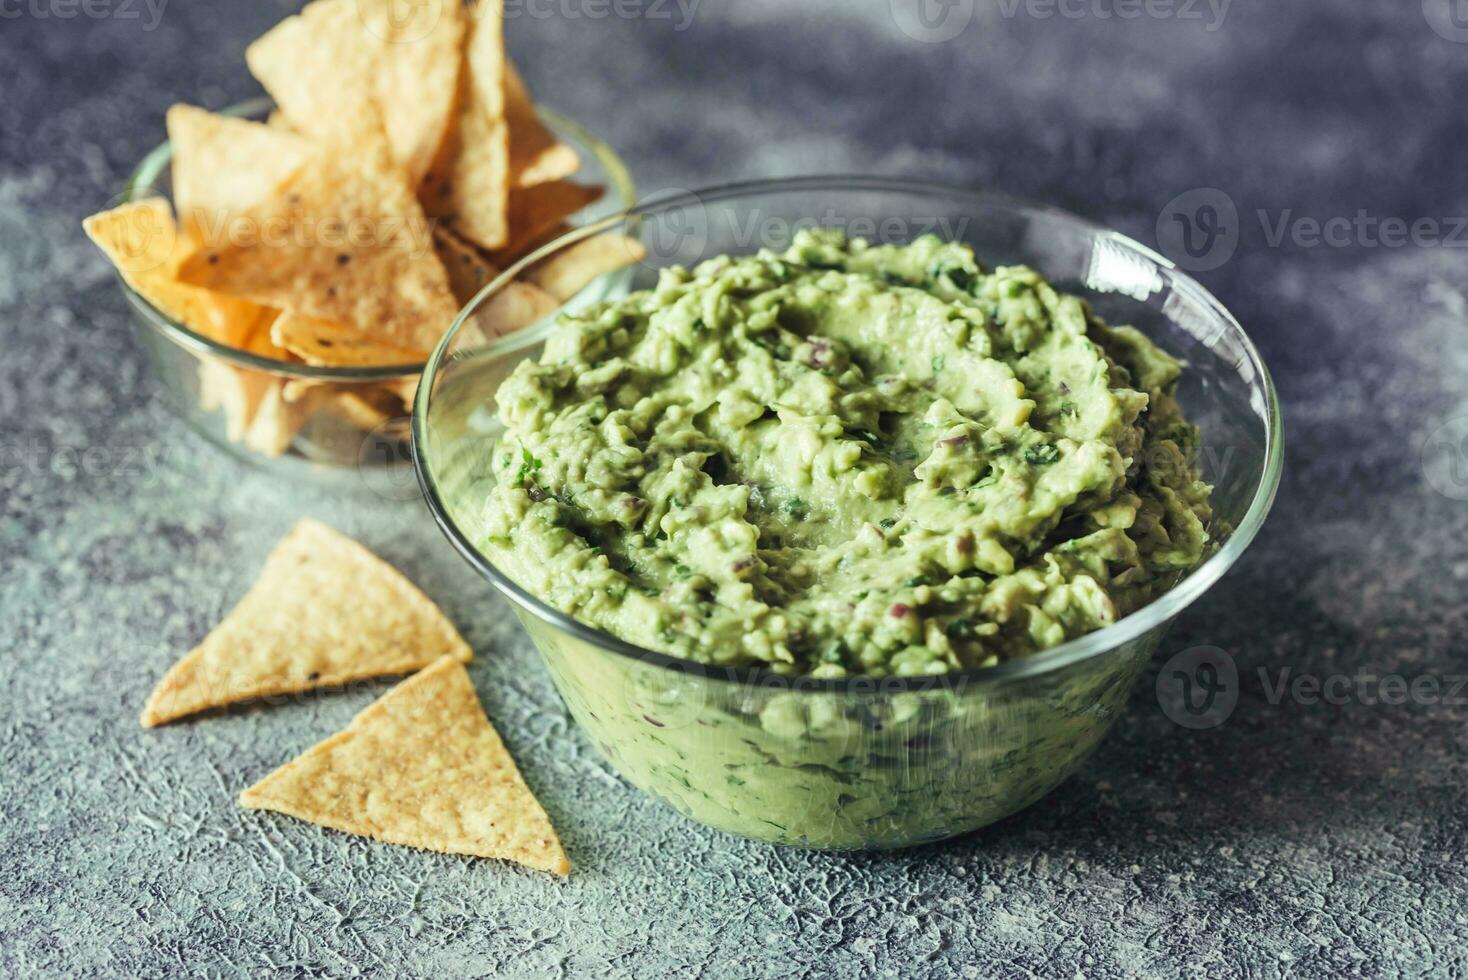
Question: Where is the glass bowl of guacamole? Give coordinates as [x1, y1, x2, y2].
[413, 178, 1282, 849]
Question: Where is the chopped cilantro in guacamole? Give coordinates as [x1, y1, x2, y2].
[480, 231, 1214, 677]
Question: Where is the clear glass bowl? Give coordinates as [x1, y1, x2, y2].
[115, 98, 635, 489]
[414, 178, 1284, 849]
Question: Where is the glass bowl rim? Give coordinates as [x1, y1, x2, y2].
[117, 95, 638, 382]
[412, 175, 1285, 692]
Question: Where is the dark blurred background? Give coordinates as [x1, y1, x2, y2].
[3, 1, 1467, 975]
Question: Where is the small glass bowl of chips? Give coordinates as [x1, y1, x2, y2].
[110, 97, 634, 485]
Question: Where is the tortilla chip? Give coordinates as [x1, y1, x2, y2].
[177, 113, 458, 358]
[265, 109, 295, 132]
[483, 219, 568, 267]
[433, 224, 500, 305]
[281, 379, 402, 433]
[324, 386, 404, 431]
[198, 359, 277, 442]
[467, 281, 561, 345]
[504, 62, 579, 188]
[485, 182, 604, 266]
[280, 378, 317, 405]
[423, 107, 509, 249]
[196, 314, 291, 442]
[85, 197, 181, 277]
[166, 104, 311, 247]
[388, 375, 420, 410]
[246, 0, 465, 186]
[84, 199, 268, 349]
[140, 519, 472, 726]
[524, 233, 647, 301]
[428, 224, 560, 344]
[421, 1, 510, 250]
[270, 312, 424, 368]
[237, 309, 294, 361]
[241, 380, 324, 457]
[197, 361, 226, 414]
[240, 657, 570, 875]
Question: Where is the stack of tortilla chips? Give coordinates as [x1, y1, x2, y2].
[85, 0, 639, 458]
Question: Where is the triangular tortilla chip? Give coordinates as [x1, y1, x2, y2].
[429, 225, 560, 344]
[240, 657, 571, 875]
[279, 378, 400, 436]
[141, 519, 471, 726]
[270, 311, 425, 367]
[166, 104, 311, 247]
[421, 0, 510, 249]
[198, 359, 277, 442]
[322, 385, 404, 432]
[281, 378, 320, 405]
[241, 380, 326, 457]
[504, 61, 580, 188]
[246, 0, 465, 186]
[485, 219, 571, 267]
[196, 316, 292, 442]
[524, 233, 646, 301]
[388, 375, 420, 410]
[467, 281, 562, 345]
[433, 224, 500, 305]
[485, 182, 604, 266]
[84, 198, 269, 349]
[176, 113, 458, 357]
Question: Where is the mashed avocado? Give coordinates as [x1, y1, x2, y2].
[480, 230, 1213, 677]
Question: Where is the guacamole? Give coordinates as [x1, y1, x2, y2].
[479, 230, 1213, 677]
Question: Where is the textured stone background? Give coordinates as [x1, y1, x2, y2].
[4, 1, 1468, 976]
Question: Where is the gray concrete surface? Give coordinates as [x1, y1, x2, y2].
[4, 1, 1468, 976]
